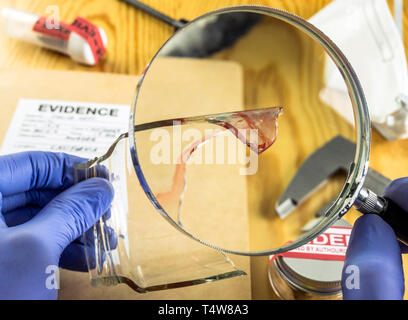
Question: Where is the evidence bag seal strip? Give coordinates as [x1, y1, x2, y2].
[33, 16, 106, 64]
[269, 226, 352, 262]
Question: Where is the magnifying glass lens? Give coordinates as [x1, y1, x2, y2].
[133, 10, 360, 255]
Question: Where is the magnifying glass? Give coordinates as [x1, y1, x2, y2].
[130, 5, 372, 256]
[77, 5, 408, 292]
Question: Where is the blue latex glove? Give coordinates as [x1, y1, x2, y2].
[0, 151, 114, 300]
[341, 178, 408, 300]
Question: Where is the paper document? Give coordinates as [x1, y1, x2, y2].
[1, 99, 130, 158]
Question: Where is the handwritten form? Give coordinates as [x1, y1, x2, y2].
[0, 99, 130, 158]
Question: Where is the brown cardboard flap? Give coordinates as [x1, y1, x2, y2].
[0, 58, 251, 300]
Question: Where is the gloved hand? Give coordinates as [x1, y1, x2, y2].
[341, 178, 408, 300]
[0, 151, 114, 300]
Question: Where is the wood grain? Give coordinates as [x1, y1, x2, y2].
[0, 0, 334, 74]
[1, 0, 408, 300]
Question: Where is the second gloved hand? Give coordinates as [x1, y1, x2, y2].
[0, 152, 114, 300]
[341, 178, 408, 300]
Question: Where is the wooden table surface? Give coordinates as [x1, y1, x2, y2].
[1, 0, 408, 300]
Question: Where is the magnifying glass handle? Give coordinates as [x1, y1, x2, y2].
[354, 188, 408, 246]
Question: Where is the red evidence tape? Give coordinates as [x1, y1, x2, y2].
[33, 16, 72, 41]
[33, 16, 106, 64]
[70, 17, 106, 64]
[269, 226, 352, 262]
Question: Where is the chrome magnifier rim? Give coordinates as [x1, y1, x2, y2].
[128, 5, 371, 257]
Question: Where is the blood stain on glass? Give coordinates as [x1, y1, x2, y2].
[155, 107, 283, 225]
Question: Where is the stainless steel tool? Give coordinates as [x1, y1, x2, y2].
[276, 135, 408, 245]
